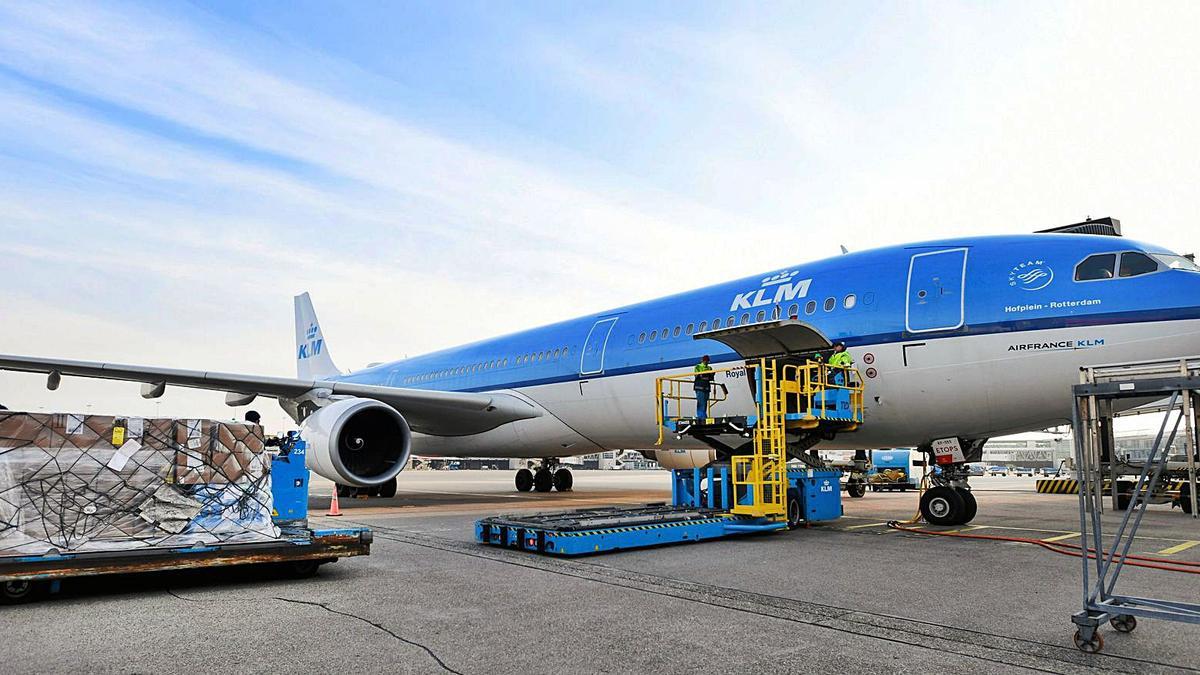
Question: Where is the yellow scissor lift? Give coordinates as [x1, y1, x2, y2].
[656, 356, 864, 518]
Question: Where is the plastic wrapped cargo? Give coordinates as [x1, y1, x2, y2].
[0, 411, 280, 557]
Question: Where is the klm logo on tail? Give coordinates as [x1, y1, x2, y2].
[298, 323, 323, 360]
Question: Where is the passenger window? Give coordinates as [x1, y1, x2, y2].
[1075, 253, 1117, 281]
[711, 318, 721, 329]
[638, 332, 646, 344]
[727, 316, 735, 327]
[844, 294, 857, 309]
[660, 328, 669, 340]
[673, 325, 681, 338]
[699, 320, 708, 332]
[1119, 252, 1159, 277]
[788, 303, 799, 318]
[771, 306, 781, 320]
[562, 347, 569, 357]
[805, 300, 816, 315]
[553, 348, 561, 359]
[649, 331, 657, 342]
[755, 310, 766, 322]
[740, 313, 750, 325]
[823, 297, 835, 312]
[686, 323, 694, 334]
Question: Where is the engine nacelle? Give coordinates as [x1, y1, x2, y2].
[301, 398, 412, 487]
[644, 448, 717, 470]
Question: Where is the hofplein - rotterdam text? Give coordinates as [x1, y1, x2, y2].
[1004, 298, 1101, 314]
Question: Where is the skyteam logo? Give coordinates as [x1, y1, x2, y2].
[298, 323, 323, 360]
[1008, 260, 1054, 291]
[729, 269, 811, 311]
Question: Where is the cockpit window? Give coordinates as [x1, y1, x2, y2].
[1152, 253, 1200, 273]
[1118, 252, 1159, 277]
[1075, 253, 1117, 281]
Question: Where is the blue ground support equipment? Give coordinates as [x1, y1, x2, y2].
[271, 434, 311, 526]
[475, 465, 842, 556]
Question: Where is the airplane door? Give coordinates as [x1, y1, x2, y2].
[579, 317, 619, 375]
[906, 248, 968, 333]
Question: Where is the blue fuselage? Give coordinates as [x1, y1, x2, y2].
[337, 233, 1200, 396]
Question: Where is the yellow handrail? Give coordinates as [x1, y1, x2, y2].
[654, 366, 735, 445]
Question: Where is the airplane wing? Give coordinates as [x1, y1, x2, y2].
[0, 354, 540, 436]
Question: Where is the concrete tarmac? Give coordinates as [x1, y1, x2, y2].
[4, 471, 1200, 673]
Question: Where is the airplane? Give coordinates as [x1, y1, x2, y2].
[2, 216, 1198, 525]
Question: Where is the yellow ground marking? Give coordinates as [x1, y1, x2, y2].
[1041, 532, 1081, 543]
[1155, 540, 1200, 556]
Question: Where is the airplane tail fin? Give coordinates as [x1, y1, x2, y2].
[294, 292, 341, 380]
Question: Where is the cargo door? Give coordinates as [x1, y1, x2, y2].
[579, 317, 619, 375]
[905, 248, 968, 333]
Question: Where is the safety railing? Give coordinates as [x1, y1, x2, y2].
[778, 361, 864, 423]
[654, 367, 734, 444]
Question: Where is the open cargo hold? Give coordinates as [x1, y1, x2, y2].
[0, 411, 280, 557]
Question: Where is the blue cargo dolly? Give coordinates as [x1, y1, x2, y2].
[476, 465, 842, 556]
[1, 436, 371, 601]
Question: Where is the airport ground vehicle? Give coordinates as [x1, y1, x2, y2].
[0, 438, 371, 603]
[477, 465, 842, 555]
[866, 448, 919, 491]
[987, 466, 1008, 476]
[1014, 467, 1035, 477]
[478, 356, 854, 555]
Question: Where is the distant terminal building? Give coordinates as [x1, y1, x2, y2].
[981, 433, 1073, 468]
[981, 429, 1189, 467]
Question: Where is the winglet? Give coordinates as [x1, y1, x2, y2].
[294, 293, 341, 380]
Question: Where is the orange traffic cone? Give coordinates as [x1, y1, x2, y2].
[326, 486, 343, 516]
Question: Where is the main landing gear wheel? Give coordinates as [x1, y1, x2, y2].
[378, 476, 398, 498]
[786, 489, 802, 530]
[846, 478, 867, 499]
[920, 486, 966, 526]
[1073, 629, 1104, 654]
[553, 468, 573, 492]
[533, 468, 554, 493]
[955, 487, 978, 524]
[515, 468, 534, 492]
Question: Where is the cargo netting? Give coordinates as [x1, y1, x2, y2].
[0, 411, 280, 557]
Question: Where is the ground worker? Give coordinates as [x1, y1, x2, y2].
[828, 342, 853, 385]
[694, 355, 715, 418]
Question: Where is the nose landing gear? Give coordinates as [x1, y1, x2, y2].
[918, 476, 977, 525]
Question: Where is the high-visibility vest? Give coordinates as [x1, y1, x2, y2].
[828, 351, 853, 368]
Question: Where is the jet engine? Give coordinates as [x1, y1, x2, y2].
[644, 448, 717, 470]
[301, 398, 412, 487]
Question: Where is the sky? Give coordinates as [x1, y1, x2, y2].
[1, 1, 1198, 433]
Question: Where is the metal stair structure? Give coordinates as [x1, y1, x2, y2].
[731, 358, 787, 518]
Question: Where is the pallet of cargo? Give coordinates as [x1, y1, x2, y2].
[0, 413, 372, 603]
